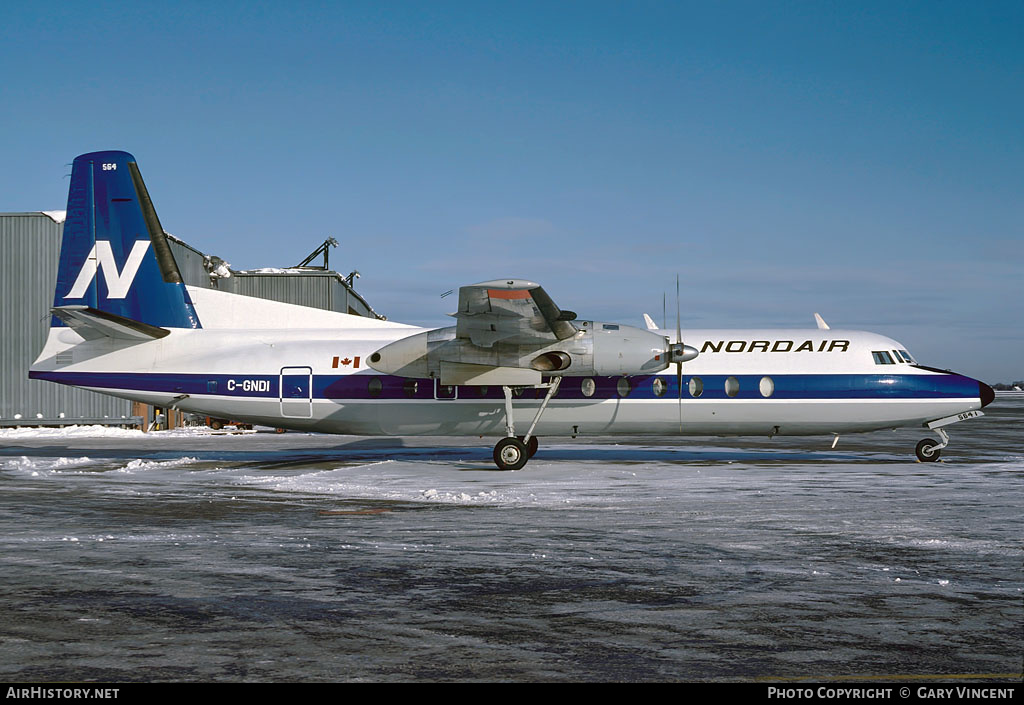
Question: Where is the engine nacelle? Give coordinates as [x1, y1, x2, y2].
[586, 321, 670, 376]
[368, 320, 672, 383]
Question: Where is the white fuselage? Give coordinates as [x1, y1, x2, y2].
[31, 289, 987, 439]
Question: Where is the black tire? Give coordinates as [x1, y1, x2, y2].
[210, 419, 223, 430]
[518, 435, 540, 458]
[494, 437, 530, 471]
[915, 439, 941, 462]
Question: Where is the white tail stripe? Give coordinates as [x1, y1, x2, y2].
[65, 240, 151, 300]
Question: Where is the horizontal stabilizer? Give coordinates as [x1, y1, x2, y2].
[51, 305, 170, 341]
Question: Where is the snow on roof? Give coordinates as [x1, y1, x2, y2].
[236, 267, 329, 274]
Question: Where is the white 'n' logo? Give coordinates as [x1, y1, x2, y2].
[65, 240, 151, 299]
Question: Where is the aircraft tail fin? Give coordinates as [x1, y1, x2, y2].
[52, 151, 201, 330]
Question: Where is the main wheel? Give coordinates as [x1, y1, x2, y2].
[494, 437, 530, 471]
[518, 435, 540, 458]
[915, 439, 941, 462]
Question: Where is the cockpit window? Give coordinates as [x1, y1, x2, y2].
[872, 351, 895, 365]
[898, 350, 915, 364]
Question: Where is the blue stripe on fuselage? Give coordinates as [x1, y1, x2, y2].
[28, 371, 982, 401]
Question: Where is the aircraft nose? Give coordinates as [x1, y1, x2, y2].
[979, 381, 995, 408]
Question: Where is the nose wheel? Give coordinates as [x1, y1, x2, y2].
[915, 438, 942, 462]
[915, 427, 949, 462]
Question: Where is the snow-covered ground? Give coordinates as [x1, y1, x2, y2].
[0, 401, 1020, 681]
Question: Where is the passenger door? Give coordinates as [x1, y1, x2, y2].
[280, 366, 313, 418]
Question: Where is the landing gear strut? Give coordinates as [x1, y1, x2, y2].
[492, 378, 560, 470]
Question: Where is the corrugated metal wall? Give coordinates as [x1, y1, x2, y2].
[167, 234, 214, 291]
[226, 272, 339, 312]
[0, 213, 132, 421]
[224, 271, 376, 317]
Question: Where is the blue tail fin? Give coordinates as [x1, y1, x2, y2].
[53, 150, 201, 329]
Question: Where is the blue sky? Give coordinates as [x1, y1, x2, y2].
[2, 1, 1021, 381]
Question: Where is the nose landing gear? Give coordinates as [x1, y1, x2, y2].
[915, 409, 985, 462]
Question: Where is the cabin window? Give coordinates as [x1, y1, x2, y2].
[759, 376, 774, 398]
[368, 377, 383, 398]
[725, 376, 740, 397]
[652, 377, 667, 397]
[872, 351, 895, 365]
[581, 378, 596, 397]
[617, 377, 631, 398]
[688, 377, 703, 398]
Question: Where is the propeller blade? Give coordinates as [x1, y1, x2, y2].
[676, 275, 682, 432]
[675, 275, 681, 347]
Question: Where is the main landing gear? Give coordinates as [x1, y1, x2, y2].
[492, 378, 560, 471]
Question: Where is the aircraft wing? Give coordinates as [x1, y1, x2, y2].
[452, 280, 578, 348]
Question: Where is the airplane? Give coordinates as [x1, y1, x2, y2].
[29, 151, 995, 470]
